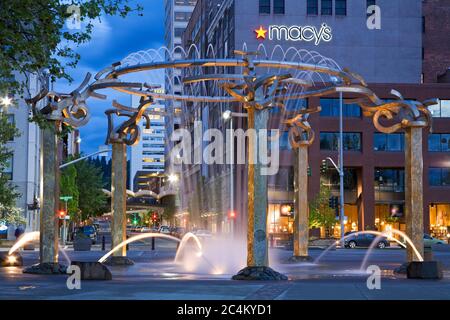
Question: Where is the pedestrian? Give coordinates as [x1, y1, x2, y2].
[14, 225, 24, 240]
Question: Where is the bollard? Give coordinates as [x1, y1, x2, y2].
[424, 245, 433, 261]
[102, 235, 105, 251]
[152, 237, 155, 251]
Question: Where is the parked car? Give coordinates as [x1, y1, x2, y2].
[140, 227, 153, 233]
[159, 225, 171, 234]
[75, 226, 97, 244]
[344, 233, 390, 249]
[424, 234, 446, 246]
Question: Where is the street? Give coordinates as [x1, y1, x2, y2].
[0, 237, 449, 300]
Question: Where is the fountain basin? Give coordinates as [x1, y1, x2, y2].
[0, 252, 23, 267]
[103, 256, 134, 266]
[407, 261, 443, 280]
[71, 261, 112, 280]
[23, 262, 67, 274]
[287, 255, 312, 263]
[232, 266, 288, 281]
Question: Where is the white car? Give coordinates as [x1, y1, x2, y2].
[193, 229, 213, 239]
[140, 227, 153, 233]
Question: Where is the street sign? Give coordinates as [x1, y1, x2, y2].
[60, 196, 73, 202]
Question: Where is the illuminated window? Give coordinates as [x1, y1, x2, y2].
[307, 0, 318, 15]
[259, 0, 270, 14]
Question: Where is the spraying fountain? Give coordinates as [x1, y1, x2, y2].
[25, 43, 441, 279]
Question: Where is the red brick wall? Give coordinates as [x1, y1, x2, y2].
[423, 0, 450, 83]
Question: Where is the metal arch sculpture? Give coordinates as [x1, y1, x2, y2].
[105, 97, 153, 146]
[285, 106, 321, 148]
[25, 48, 438, 272]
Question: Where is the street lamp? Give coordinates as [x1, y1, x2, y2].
[222, 110, 248, 238]
[168, 173, 179, 183]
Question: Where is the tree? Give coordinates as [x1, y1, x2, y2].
[309, 182, 337, 238]
[0, 0, 142, 96]
[60, 164, 79, 217]
[0, 114, 21, 224]
[74, 158, 107, 222]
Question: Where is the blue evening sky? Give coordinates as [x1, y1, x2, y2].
[56, 0, 165, 154]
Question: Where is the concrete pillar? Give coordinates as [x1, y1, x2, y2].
[293, 145, 309, 258]
[405, 126, 425, 262]
[246, 107, 269, 267]
[40, 121, 60, 263]
[111, 142, 127, 257]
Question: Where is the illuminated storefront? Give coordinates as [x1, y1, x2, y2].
[268, 204, 294, 242]
[429, 204, 450, 240]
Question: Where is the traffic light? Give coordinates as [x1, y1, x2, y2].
[320, 159, 328, 174]
[152, 213, 158, 222]
[228, 210, 236, 219]
[58, 210, 66, 219]
[307, 166, 311, 177]
[329, 197, 335, 209]
[328, 196, 339, 209]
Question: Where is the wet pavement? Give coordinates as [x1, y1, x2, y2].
[0, 243, 449, 300]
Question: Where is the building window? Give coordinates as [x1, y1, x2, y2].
[429, 134, 450, 152]
[325, 168, 358, 190]
[320, 132, 362, 151]
[375, 168, 405, 192]
[335, 0, 347, 16]
[374, 133, 404, 151]
[321, 0, 332, 15]
[273, 0, 285, 14]
[2, 156, 13, 180]
[429, 100, 450, 118]
[307, 0, 318, 15]
[320, 98, 361, 117]
[259, 0, 271, 14]
[429, 168, 450, 187]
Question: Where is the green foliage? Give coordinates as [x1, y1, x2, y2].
[162, 195, 177, 223]
[309, 182, 336, 236]
[0, 114, 21, 222]
[60, 164, 79, 217]
[0, 204, 26, 226]
[0, 0, 142, 96]
[74, 158, 107, 221]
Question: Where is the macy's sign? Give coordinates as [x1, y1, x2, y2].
[255, 23, 332, 45]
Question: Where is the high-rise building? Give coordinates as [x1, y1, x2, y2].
[164, 0, 197, 174]
[2, 73, 42, 237]
[129, 93, 166, 192]
[180, 0, 450, 240]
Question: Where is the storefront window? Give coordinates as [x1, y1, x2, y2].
[429, 204, 450, 240]
[268, 204, 294, 238]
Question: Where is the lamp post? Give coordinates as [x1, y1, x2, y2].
[222, 110, 247, 238]
[338, 91, 345, 244]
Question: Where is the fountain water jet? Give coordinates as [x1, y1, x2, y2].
[98, 233, 181, 263]
[314, 230, 423, 265]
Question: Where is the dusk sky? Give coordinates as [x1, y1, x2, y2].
[56, 0, 165, 155]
